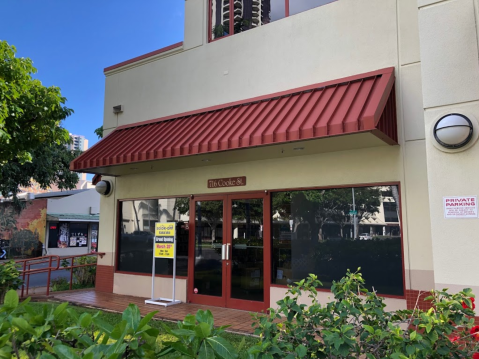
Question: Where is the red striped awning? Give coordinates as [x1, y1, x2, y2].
[71, 67, 397, 172]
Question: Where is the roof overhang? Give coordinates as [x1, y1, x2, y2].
[72, 67, 398, 176]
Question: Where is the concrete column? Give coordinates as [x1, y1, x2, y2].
[418, 0, 479, 305]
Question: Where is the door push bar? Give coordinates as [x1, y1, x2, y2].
[221, 244, 231, 260]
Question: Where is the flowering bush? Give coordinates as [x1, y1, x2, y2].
[249, 269, 479, 358]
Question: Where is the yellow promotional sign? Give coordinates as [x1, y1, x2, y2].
[155, 223, 175, 237]
[154, 222, 175, 259]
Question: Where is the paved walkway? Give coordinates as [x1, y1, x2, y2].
[49, 290, 258, 334]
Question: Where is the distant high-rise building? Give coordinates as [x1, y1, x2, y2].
[66, 134, 89, 152]
[66, 134, 89, 182]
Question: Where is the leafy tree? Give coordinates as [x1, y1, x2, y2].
[0, 40, 72, 165]
[0, 142, 80, 207]
[0, 41, 79, 206]
[94, 125, 103, 139]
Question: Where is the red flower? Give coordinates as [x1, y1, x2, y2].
[470, 326, 479, 340]
[462, 297, 476, 310]
[472, 353, 479, 359]
[449, 335, 460, 342]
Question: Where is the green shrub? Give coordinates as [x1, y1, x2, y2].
[249, 269, 479, 359]
[61, 255, 97, 289]
[0, 290, 239, 359]
[158, 309, 240, 358]
[51, 277, 69, 292]
[0, 290, 162, 358]
[0, 260, 22, 303]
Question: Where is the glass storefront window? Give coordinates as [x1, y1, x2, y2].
[118, 198, 190, 276]
[271, 185, 403, 296]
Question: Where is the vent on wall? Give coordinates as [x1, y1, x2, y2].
[90, 206, 99, 215]
[113, 105, 123, 114]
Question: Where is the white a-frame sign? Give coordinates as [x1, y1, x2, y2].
[145, 222, 181, 307]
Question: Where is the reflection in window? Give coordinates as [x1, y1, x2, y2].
[117, 198, 189, 276]
[289, 0, 336, 16]
[271, 185, 403, 296]
[211, 0, 230, 39]
[211, 0, 333, 40]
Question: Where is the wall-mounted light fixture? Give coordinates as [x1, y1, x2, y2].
[95, 180, 113, 197]
[433, 114, 473, 149]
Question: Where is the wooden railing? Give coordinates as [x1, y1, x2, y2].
[14, 252, 105, 297]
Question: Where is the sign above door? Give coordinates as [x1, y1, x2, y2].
[208, 177, 246, 189]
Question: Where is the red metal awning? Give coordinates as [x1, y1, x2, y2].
[71, 67, 397, 172]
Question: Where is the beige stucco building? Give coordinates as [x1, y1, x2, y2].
[72, 0, 479, 314]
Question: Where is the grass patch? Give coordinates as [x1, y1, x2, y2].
[29, 302, 257, 358]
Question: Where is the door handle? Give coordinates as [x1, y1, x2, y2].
[226, 243, 230, 261]
[221, 244, 226, 260]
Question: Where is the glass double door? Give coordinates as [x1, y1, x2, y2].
[188, 193, 269, 311]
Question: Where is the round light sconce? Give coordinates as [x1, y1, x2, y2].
[433, 114, 473, 149]
[95, 180, 113, 197]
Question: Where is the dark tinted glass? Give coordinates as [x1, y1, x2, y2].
[193, 200, 224, 297]
[289, 0, 335, 16]
[271, 185, 403, 296]
[230, 199, 264, 301]
[118, 198, 189, 276]
[211, 0, 230, 39]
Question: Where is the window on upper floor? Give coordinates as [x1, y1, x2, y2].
[210, 0, 336, 41]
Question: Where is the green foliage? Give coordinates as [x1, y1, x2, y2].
[0, 41, 79, 206]
[0, 292, 242, 359]
[61, 255, 97, 288]
[0, 40, 72, 165]
[0, 142, 80, 209]
[94, 126, 103, 139]
[249, 270, 479, 358]
[0, 260, 23, 303]
[158, 309, 240, 358]
[50, 277, 70, 292]
[0, 291, 163, 358]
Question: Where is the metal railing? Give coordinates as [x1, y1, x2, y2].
[14, 252, 105, 298]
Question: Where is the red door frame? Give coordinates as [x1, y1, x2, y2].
[187, 192, 271, 312]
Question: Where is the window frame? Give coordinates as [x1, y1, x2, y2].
[208, 0, 338, 43]
[268, 182, 406, 300]
[115, 196, 190, 279]
[114, 182, 405, 299]
[208, 0, 290, 42]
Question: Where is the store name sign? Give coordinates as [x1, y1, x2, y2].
[208, 176, 246, 188]
[443, 196, 478, 218]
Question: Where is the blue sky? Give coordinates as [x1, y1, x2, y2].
[0, 0, 185, 150]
